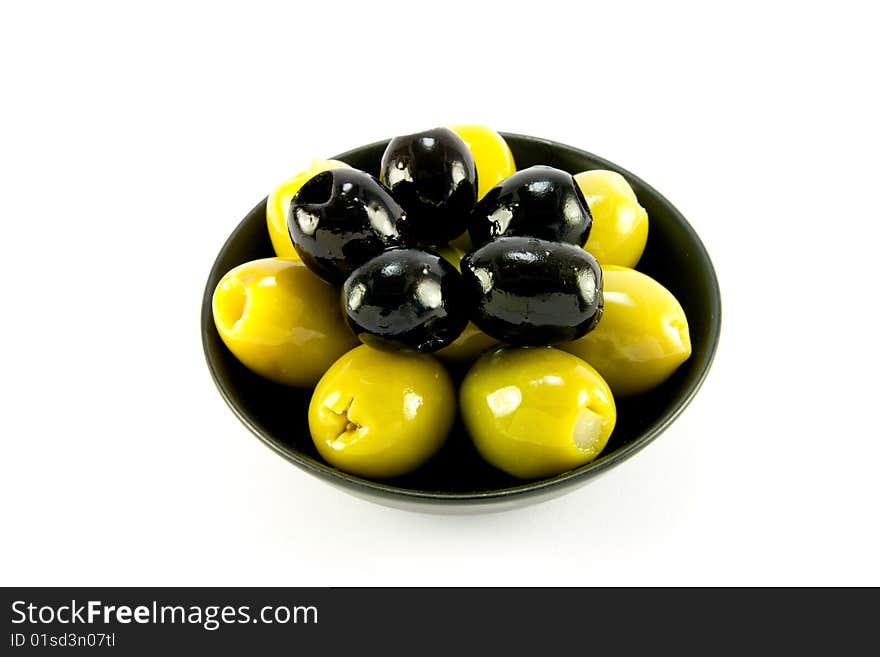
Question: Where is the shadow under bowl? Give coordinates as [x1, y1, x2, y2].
[201, 133, 721, 513]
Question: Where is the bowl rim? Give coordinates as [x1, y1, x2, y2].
[200, 132, 722, 505]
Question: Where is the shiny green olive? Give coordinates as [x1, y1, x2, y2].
[460, 347, 616, 479]
[212, 258, 359, 386]
[448, 124, 516, 200]
[448, 124, 516, 252]
[560, 266, 691, 396]
[309, 345, 456, 479]
[575, 170, 648, 268]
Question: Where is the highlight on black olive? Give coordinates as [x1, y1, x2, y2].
[342, 248, 471, 352]
[380, 127, 478, 246]
[288, 168, 411, 284]
[467, 165, 592, 248]
[461, 236, 603, 345]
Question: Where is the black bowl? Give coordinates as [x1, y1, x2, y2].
[201, 134, 721, 512]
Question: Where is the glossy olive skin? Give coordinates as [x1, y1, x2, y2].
[343, 248, 471, 352]
[380, 127, 477, 245]
[575, 170, 649, 268]
[448, 124, 516, 200]
[461, 236, 603, 345]
[460, 347, 616, 479]
[448, 125, 516, 252]
[467, 165, 592, 248]
[212, 258, 359, 386]
[560, 266, 691, 396]
[309, 345, 456, 479]
[266, 159, 349, 258]
[288, 168, 411, 283]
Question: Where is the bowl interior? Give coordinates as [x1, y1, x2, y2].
[201, 134, 721, 503]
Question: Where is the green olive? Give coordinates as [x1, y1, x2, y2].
[575, 169, 648, 268]
[460, 347, 616, 479]
[448, 124, 516, 200]
[560, 266, 691, 396]
[308, 345, 456, 479]
[448, 124, 517, 252]
[212, 257, 358, 386]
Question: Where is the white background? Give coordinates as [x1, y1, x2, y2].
[1, 1, 878, 586]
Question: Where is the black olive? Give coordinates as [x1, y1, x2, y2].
[461, 236, 603, 345]
[288, 168, 411, 284]
[342, 248, 471, 352]
[467, 165, 592, 248]
[380, 127, 477, 245]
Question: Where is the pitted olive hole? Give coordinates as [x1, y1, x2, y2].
[296, 171, 334, 205]
[336, 412, 363, 443]
[215, 280, 247, 331]
[326, 398, 362, 441]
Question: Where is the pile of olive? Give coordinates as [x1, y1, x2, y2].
[213, 126, 691, 481]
